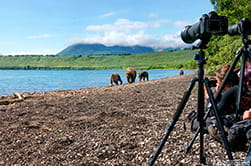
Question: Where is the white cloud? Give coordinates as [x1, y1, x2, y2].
[100, 12, 115, 18]
[82, 18, 188, 49]
[85, 19, 169, 32]
[80, 30, 186, 50]
[26, 34, 54, 39]
[148, 13, 158, 18]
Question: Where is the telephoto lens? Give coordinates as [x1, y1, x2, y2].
[181, 23, 201, 43]
[228, 18, 251, 36]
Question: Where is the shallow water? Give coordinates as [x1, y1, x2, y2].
[0, 69, 194, 96]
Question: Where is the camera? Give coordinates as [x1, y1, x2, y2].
[228, 18, 251, 36]
[181, 11, 228, 44]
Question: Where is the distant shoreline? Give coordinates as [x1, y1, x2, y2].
[0, 67, 195, 70]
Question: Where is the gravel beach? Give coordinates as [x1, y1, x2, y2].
[0, 73, 247, 165]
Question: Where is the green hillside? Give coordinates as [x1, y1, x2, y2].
[0, 49, 197, 70]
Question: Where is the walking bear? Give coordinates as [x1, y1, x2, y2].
[138, 71, 149, 81]
[110, 73, 123, 85]
[125, 68, 137, 83]
[179, 69, 184, 76]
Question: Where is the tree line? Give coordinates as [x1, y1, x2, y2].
[205, 0, 250, 71]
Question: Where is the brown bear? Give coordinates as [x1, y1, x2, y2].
[125, 68, 137, 83]
[138, 71, 149, 81]
[179, 69, 184, 76]
[110, 73, 123, 85]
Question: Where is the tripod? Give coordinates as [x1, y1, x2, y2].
[185, 35, 251, 154]
[149, 27, 251, 165]
[148, 43, 234, 166]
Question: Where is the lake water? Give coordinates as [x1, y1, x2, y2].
[0, 69, 194, 96]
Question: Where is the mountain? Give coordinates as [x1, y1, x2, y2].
[163, 47, 183, 51]
[57, 43, 155, 56]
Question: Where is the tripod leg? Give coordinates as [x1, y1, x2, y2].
[214, 48, 241, 100]
[204, 78, 233, 161]
[185, 126, 199, 153]
[148, 77, 197, 166]
[185, 103, 213, 153]
[236, 48, 246, 117]
[197, 61, 206, 164]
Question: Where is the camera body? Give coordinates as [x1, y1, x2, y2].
[181, 11, 228, 44]
[204, 11, 228, 35]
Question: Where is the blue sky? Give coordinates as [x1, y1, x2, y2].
[0, 0, 214, 55]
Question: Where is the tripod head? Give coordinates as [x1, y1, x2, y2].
[192, 38, 210, 50]
[243, 34, 251, 49]
[193, 48, 208, 65]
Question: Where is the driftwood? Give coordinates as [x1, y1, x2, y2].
[0, 92, 36, 105]
[0, 99, 23, 105]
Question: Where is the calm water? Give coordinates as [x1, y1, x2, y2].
[0, 70, 194, 96]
